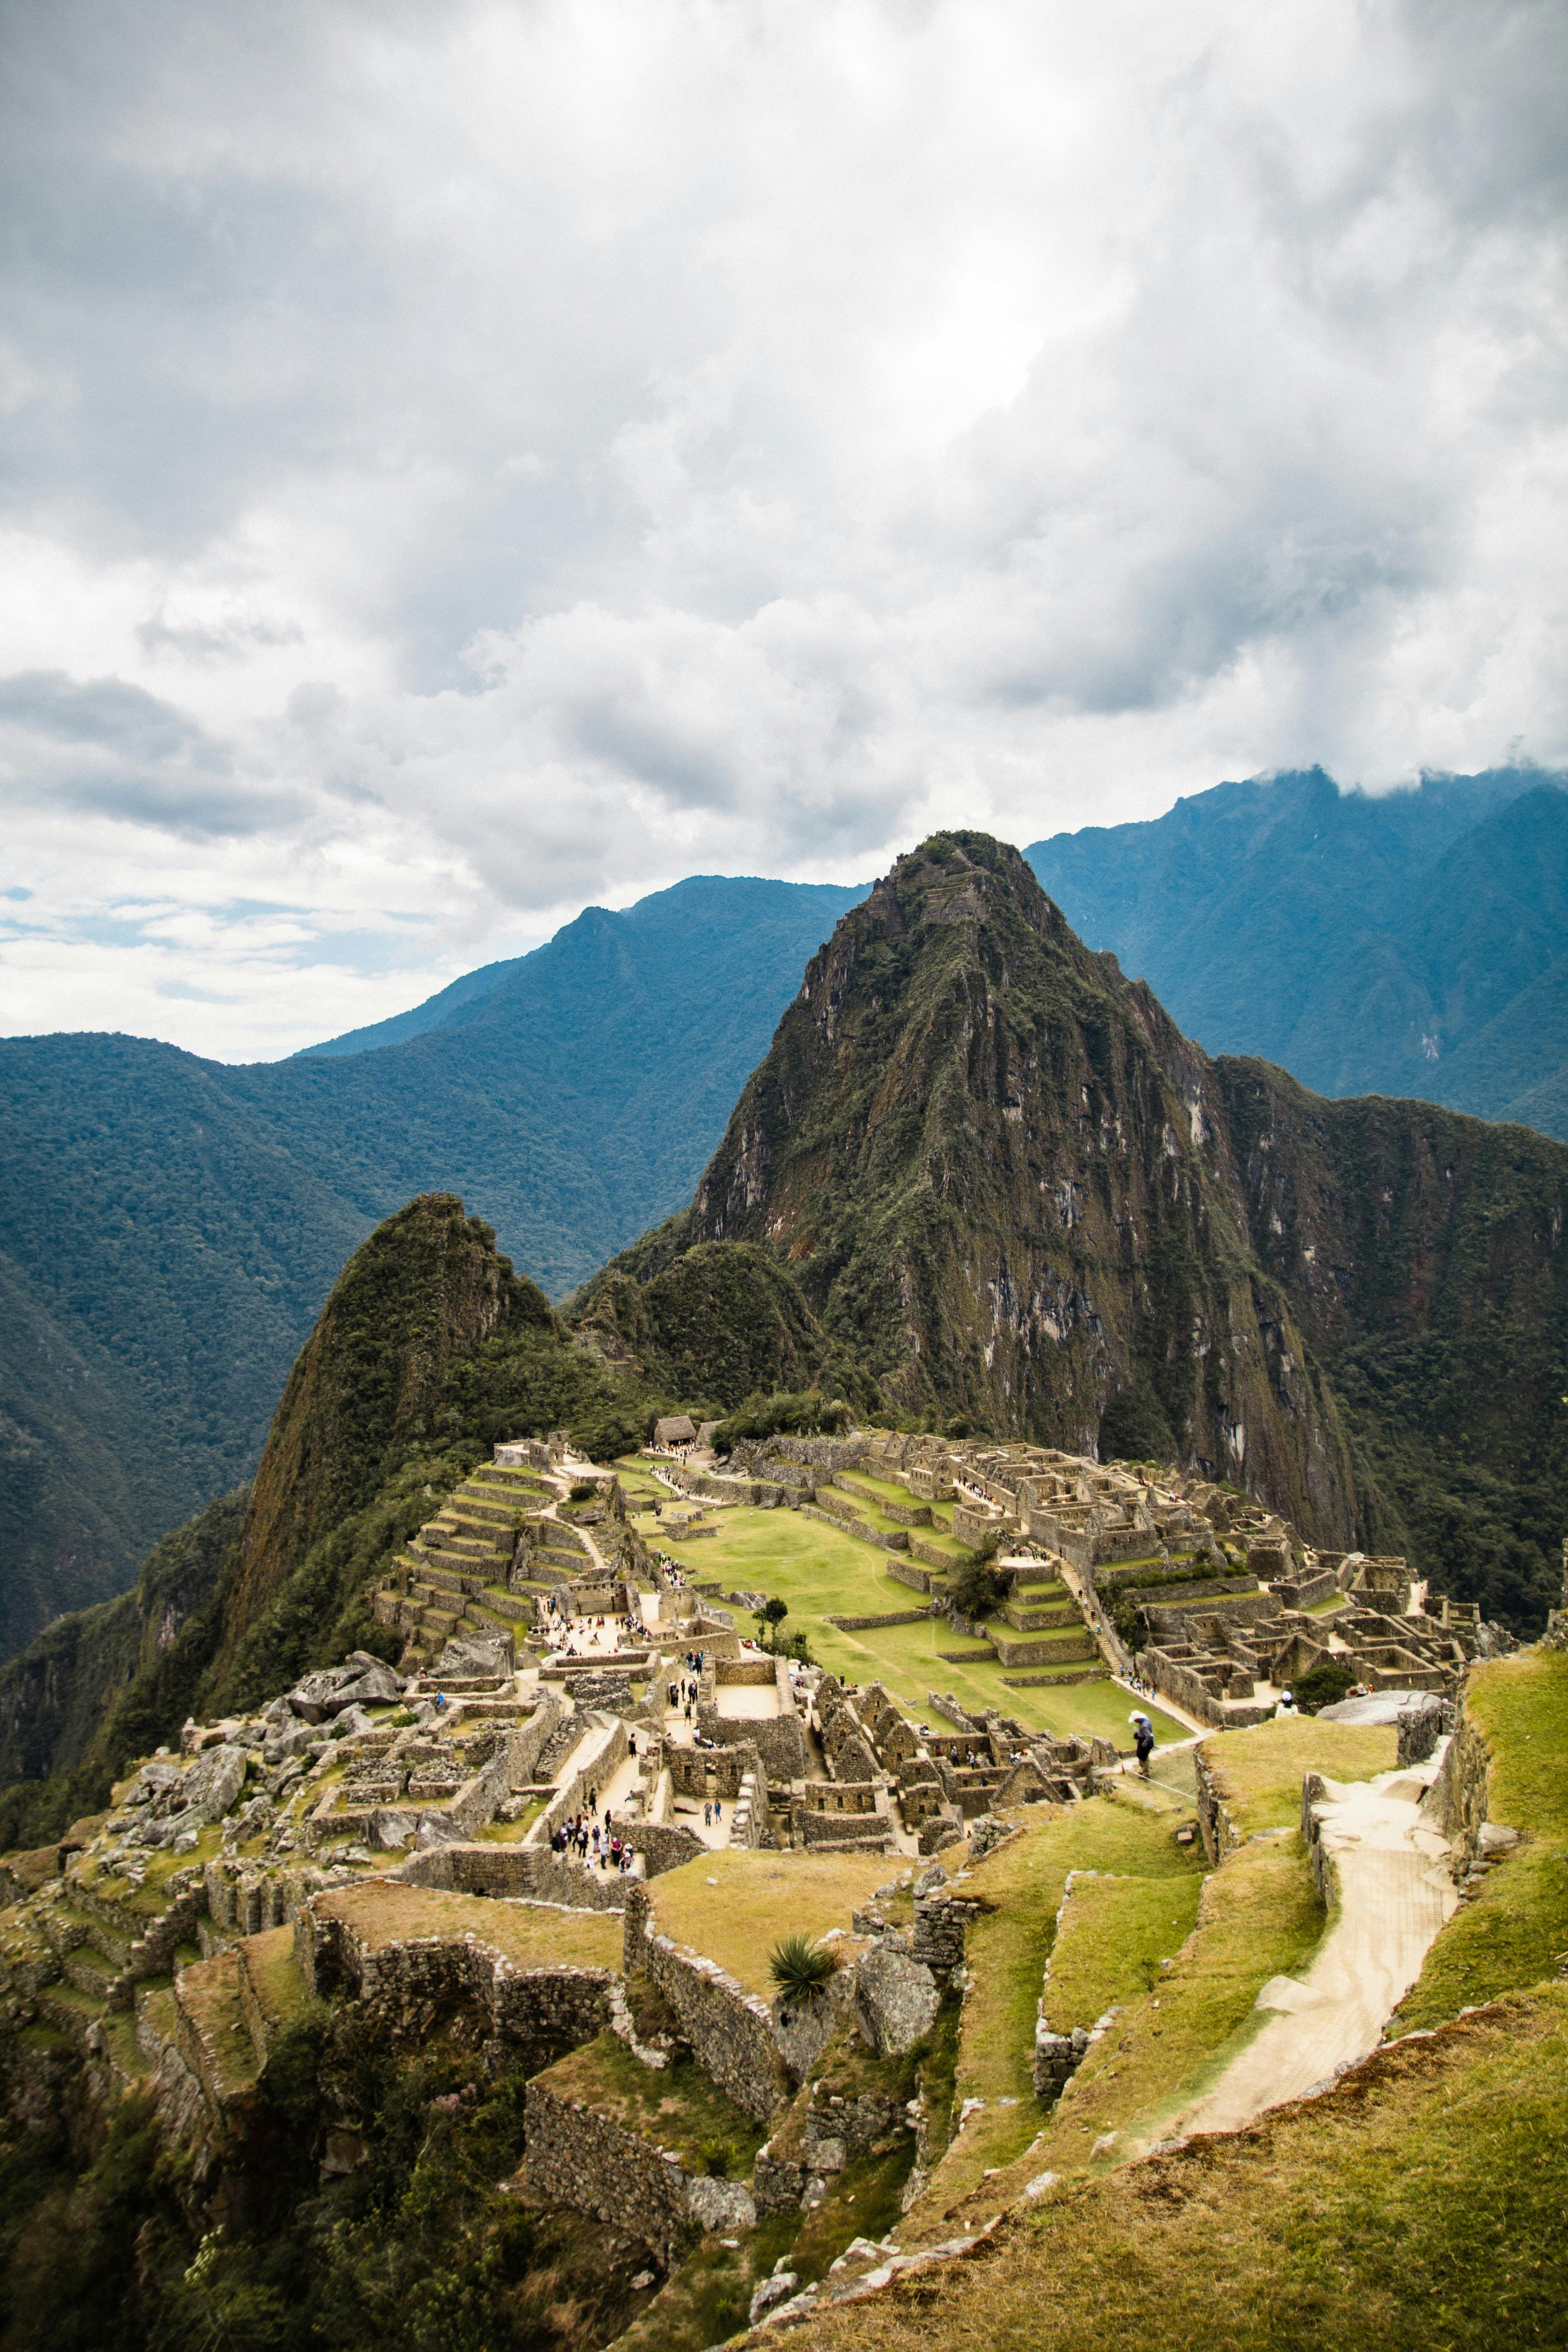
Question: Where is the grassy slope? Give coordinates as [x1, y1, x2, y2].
[649, 1502, 1186, 1746]
[804, 1990, 1568, 2352]
[1198, 1715, 1400, 1837]
[537, 2032, 765, 2174]
[1400, 1647, 1568, 2028]
[898, 1791, 1208, 2236]
[763, 1643, 1568, 2350]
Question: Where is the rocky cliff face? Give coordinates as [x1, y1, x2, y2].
[671, 833, 1364, 1537]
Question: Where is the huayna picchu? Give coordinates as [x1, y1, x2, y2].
[1, 831, 1565, 2349]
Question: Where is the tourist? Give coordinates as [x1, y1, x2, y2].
[1275, 1689, 1297, 1718]
[703, 1801, 712, 1827]
[1130, 1713, 1155, 1777]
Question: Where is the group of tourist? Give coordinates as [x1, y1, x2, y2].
[549, 1807, 637, 1874]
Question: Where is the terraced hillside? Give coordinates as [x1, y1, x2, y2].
[5, 1570, 1557, 2352]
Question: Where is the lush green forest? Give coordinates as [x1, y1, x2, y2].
[1028, 766, 1568, 1125]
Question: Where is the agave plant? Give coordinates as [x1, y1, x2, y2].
[768, 1931, 840, 2007]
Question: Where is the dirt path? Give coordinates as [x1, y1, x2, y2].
[1166, 1760, 1457, 2138]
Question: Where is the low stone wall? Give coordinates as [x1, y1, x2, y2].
[986, 1630, 1098, 1668]
[524, 2075, 695, 2263]
[801, 1504, 909, 1553]
[891, 1553, 939, 1586]
[1000, 1667, 1110, 1688]
[396, 1841, 630, 1910]
[1145, 1590, 1280, 1636]
[621, 1820, 707, 1876]
[826, 1608, 932, 1632]
[623, 1884, 790, 2124]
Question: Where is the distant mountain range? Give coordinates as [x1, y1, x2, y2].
[1026, 766, 1568, 1133]
[0, 876, 862, 1660]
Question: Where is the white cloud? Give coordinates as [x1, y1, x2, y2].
[0, 0, 1563, 1057]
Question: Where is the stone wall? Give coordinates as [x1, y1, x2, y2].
[533, 1715, 631, 1847]
[669, 1743, 758, 1801]
[297, 1899, 614, 2068]
[622, 1884, 790, 2124]
[824, 1610, 931, 1632]
[1434, 1706, 1491, 1880]
[524, 2075, 695, 2263]
[395, 1841, 631, 1911]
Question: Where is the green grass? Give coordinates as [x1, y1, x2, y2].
[898, 1794, 1207, 2238]
[801, 1989, 1568, 2352]
[646, 1847, 894, 1997]
[1400, 1647, 1568, 2029]
[241, 1924, 309, 2030]
[656, 1506, 1184, 1744]
[1038, 1834, 1327, 2168]
[1197, 1715, 1400, 1838]
[1039, 1871, 1208, 2034]
[837, 1472, 922, 1508]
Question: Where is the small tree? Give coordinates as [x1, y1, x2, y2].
[753, 1596, 789, 1650]
[949, 1556, 1009, 1621]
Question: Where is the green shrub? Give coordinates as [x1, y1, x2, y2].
[948, 1556, 1010, 1620]
[698, 2140, 735, 2178]
[1290, 1661, 1360, 1714]
[767, 1933, 840, 2006]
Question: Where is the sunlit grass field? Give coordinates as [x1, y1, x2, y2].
[638, 1494, 1185, 1747]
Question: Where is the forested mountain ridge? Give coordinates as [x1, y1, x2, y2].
[0, 1191, 717, 1847]
[1026, 765, 1568, 1124]
[0, 875, 861, 1662]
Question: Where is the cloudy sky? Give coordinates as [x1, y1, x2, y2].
[1, 0, 1563, 1059]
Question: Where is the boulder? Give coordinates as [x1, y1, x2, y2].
[368, 1808, 420, 1850]
[129, 1759, 186, 1807]
[288, 1668, 357, 1723]
[854, 1947, 940, 2058]
[172, 1743, 248, 1826]
[263, 1721, 329, 1767]
[345, 1649, 404, 1685]
[437, 1632, 514, 1679]
[684, 2175, 756, 2234]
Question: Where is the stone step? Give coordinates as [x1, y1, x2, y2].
[60, 1941, 118, 1998]
[480, 1588, 535, 1623]
[37, 1901, 133, 1972]
[446, 1498, 520, 1529]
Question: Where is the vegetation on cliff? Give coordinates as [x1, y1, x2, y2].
[596, 830, 1568, 1629]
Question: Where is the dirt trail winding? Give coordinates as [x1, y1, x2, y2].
[1167, 1760, 1457, 2138]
